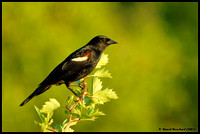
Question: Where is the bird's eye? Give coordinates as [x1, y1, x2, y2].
[104, 38, 110, 44]
[106, 38, 110, 42]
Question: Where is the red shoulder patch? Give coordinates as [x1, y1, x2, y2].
[83, 51, 92, 57]
[71, 51, 92, 62]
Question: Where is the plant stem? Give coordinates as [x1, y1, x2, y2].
[64, 76, 87, 132]
[46, 127, 59, 132]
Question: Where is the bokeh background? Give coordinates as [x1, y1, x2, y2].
[2, 2, 198, 132]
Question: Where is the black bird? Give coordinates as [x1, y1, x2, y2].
[20, 35, 117, 106]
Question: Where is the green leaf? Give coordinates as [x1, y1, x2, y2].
[34, 105, 45, 123]
[86, 108, 94, 116]
[84, 96, 95, 108]
[72, 108, 81, 117]
[66, 95, 74, 109]
[91, 77, 94, 94]
[80, 108, 105, 120]
[40, 98, 60, 114]
[34, 120, 42, 128]
[92, 77, 103, 94]
[69, 118, 79, 126]
[91, 109, 105, 116]
[46, 112, 53, 123]
[64, 109, 71, 115]
[92, 88, 118, 104]
[64, 127, 74, 132]
[103, 88, 118, 100]
[49, 119, 53, 126]
[92, 68, 112, 78]
[76, 80, 80, 85]
[96, 53, 108, 68]
[62, 118, 69, 128]
[80, 117, 96, 121]
[54, 124, 62, 132]
[86, 108, 105, 117]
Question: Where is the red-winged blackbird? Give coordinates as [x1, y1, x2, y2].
[19, 35, 117, 106]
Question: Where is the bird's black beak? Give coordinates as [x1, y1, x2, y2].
[107, 39, 118, 45]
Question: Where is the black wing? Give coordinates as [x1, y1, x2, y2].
[39, 46, 92, 86]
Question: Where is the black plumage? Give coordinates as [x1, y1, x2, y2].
[20, 35, 117, 106]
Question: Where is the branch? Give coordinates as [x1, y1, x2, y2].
[64, 77, 87, 132]
[46, 128, 59, 132]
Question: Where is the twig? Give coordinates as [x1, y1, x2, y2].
[85, 93, 93, 98]
[64, 76, 87, 132]
[46, 127, 59, 132]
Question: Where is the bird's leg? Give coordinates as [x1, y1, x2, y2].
[83, 76, 87, 86]
[66, 82, 84, 101]
[66, 83, 79, 97]
[71, 77, 87, 91]
[70, 83, 84, 89]
[65, 77, 87, 101]
[82, 76, 87, 92]
[70, 83, 79, 86]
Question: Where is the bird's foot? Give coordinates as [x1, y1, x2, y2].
[77, 95, 84, 101]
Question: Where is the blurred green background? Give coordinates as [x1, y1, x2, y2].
[2, 2, 198, 132]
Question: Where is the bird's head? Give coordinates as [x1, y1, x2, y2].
[89, 35, 117, 51]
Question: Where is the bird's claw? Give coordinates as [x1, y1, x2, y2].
[78, 95, 84, 101]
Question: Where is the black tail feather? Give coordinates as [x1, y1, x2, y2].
[19, 93, 35, 106]
[19, 85, 51, 106]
